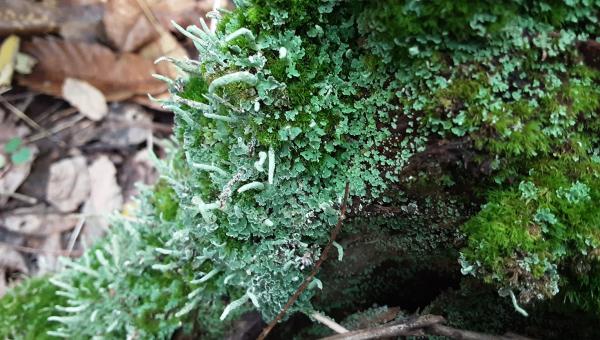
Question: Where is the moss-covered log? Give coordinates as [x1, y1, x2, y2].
[2, 0, 600, 338]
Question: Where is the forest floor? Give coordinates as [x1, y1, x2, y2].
[0, 0, 221, 296]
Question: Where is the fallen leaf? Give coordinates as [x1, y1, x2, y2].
[0, 205, 79, 236]
[57, 3, 105, 43]
[19, 37, 167, 101]
[0, 0, 106, 38]
[0, 35, 19, 88]
[36, 232, 62, 275]
[62, 78, 108, 121]
[154, 0, 204, 29]
[103, 0, 160, 52]
[0, 0, 59, 36]
[120, 149, 158, 203]
[0, 245, 27, 273]
[100, 104, 152, 146]
[81, 155, 122, 246]
[61, 0, 106, 5]
[132, 91, 171, 111]
[14, 52, 36, 74]
[140, 26, 188, 79]
[0, 244, 28, 297]
[46, 156, 90, 212]
[103, 0, 202, 52]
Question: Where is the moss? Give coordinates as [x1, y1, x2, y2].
[266, 57, 288, 81]
[0, 277, 64, 340]
[151, 180, 179, 221]
[179, 76, 209, 103]
[461, 159, 600, 306]
[5, 0, 600, 337]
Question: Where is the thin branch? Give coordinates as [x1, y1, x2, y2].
[26, 111, 83, 143]
[321, 314, 445, 340]
[135, 0, 160, 28]
[0, 190, 38, 204]
[0, 242, 82, 258]
[0, 96, 67, 147]
[0, 98, 44, 133]
[318, 314, 535, 340]
[311, 312, 349, 334]
[257, 182, 351, 340]
[427, 324, 535, 340]
[66, 217, 86, 256]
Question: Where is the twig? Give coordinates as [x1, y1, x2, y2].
[0, 92, 34, 101]
[44, 106, 78, 125]
[0, 97, 44, 132]
[0, 96, 67, 147]
[311, 312, 349, 334]
[321, 314, 445, 340]
[318, 315, 535, 340]
[35, 101, 64, 125]
[427, 324, 535, 340]
[26, 111, 84, 143]
[134, 0, 180, 56]
[135, 0, 160, 28]
[0, 190, 38, 204]
[0, 242, 82, 258]
[257, 182, 351, 340]
[66, 217, 86, 256]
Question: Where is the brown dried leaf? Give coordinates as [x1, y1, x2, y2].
[0, 245, 27, 274]
[0, 0, 59, 36]
[81, 155, 122, 246]
[62, 78, 108, 121]
[103, 0, 159, 52]
[57, 3, 105, 43]
[18, 37, 167, 101]
[120, 149, 158, 203]
[132, 91, 171, 111]
[103, 0, 202, 53]
[0, 244, 27, 297]
[0, 205, 79, 236]
[140, 27, 189, 79]
[99, 104, 152, 147]
[37, 232, 62, 275]
[46, 156, 90, 212]
[153, 0, 205, 32]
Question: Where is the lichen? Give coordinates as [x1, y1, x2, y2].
[2, 1, 600, 338]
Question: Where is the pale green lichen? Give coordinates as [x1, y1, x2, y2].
[2, 1, 600, 338]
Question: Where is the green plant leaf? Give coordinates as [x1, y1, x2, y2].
[10, 147, 31, 165]
[0, 154, 5, 169]
[4, 137, 22, 153]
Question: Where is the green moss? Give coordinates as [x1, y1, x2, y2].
[151, 180, 179, 221]
[180, 76, 209, 103]
[461, 159, 600, 306]
[5, 0, 600, 337]
[0, 277, 64, 339]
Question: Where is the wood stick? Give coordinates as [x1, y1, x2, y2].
[257, 182, 351, 340]
[311, 312, 349, 334]
[321, 314, 445, 340]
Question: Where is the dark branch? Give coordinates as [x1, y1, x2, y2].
[320, 314, 444, 340]
[257, 182, 351, 340]
[318, 313, 535, 340]
[428, 324, 535, 340]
